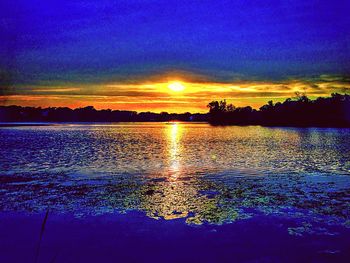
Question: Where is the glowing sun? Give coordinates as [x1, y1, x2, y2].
[168, 81, 185, 92]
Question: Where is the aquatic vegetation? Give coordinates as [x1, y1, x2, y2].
[1, 169, 350, 237]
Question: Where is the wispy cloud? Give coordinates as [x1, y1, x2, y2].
[1, 74, 349, 113]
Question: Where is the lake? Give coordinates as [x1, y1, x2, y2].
[0, 123, 350, 262]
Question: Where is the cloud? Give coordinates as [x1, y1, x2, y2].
[1, 74, 349, 112]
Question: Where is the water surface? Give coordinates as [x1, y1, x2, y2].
[1, 123, 350, 262]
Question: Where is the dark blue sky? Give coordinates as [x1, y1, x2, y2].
[1, 0, 350, 86]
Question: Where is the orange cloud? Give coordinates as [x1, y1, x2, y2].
[1, 76, 349, 113]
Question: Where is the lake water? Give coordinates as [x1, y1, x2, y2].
[1, 123, 350, 262]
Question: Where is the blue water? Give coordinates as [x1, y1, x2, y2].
[0, 123, 350, 262]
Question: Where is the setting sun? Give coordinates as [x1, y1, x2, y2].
[168, 82, 185, 92]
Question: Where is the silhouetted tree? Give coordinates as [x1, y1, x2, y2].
[208, 93, 350, 127]
[0, 106, 208, 123]
[1, 94, 349, 127]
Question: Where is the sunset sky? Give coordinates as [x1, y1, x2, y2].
[1, 0, 349, 113]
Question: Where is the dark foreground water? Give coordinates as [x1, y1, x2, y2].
[0, 123, 350, 262]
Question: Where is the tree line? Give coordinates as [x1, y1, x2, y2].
[0, 93, 349, 127]
[0, 105, 207, 122]
[207, 93, 350, 127]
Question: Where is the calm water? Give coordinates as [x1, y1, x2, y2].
[0, 123, 349, 227]
[1, 123, 350, 262]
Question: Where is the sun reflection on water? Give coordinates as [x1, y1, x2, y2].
[168, 122, 182, 179]
[129, 123, 242, 224]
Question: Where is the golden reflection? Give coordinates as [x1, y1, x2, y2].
[121, 123, 241, 224]
[124, 176, 240, 224]
[168, 122, 181, 179]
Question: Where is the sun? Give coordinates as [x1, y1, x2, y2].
[168, 81, 185, 92]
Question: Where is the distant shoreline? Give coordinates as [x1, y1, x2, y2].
[1, 122, 350, 129]
[1, 93, 349, 127]
[0, 122, 59, 127]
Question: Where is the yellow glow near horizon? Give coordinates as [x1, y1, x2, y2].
[168, 81, 185, 92]
[2, 74, 349, 113]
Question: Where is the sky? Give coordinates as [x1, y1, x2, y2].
[0, 0, 349, 112]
